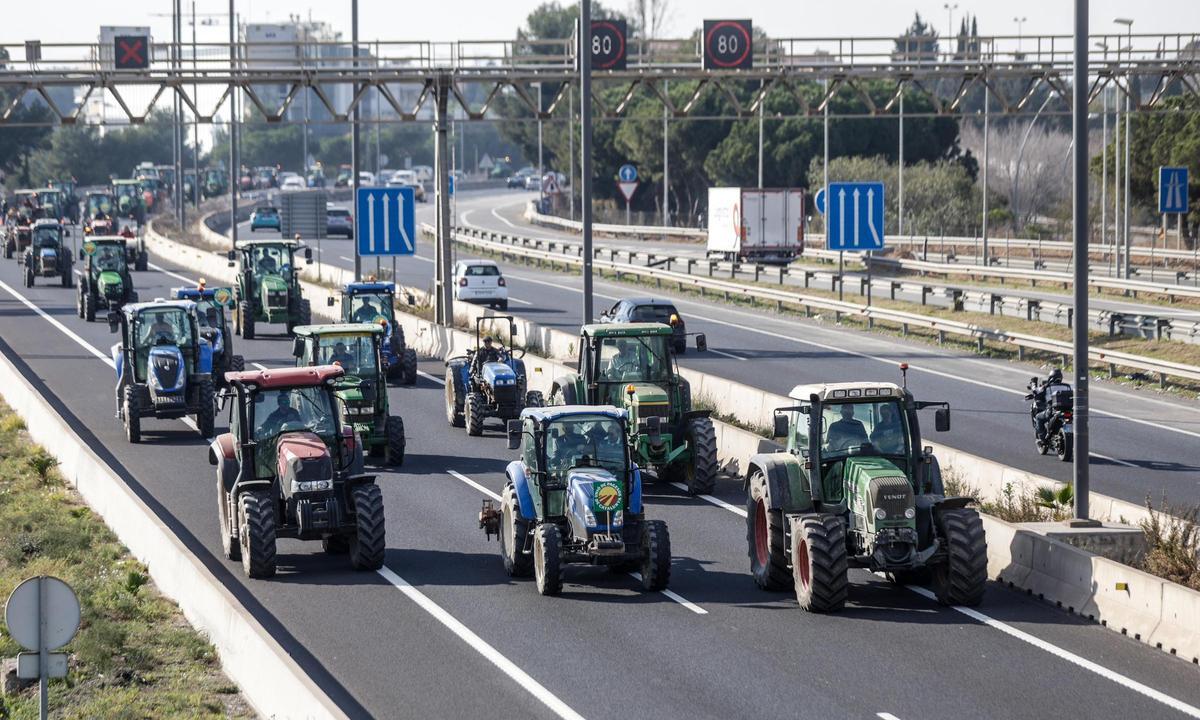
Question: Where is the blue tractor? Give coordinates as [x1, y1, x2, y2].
[478, 405, 672, 596]
[329, 281, 418, 385]
[444, 316, 543, 436]
[174, 283, 244, 386]
[108, 299, 215, 443]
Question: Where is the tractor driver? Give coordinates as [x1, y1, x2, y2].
[471, 336, 502, 374]
[327, 341, 355, 369]
[145, 314, 176, 345]
[260, 392, 302, 437]
[826, 404, 869, 452]
[869, 403, 905, 454]
[352, 297, 383, 323]
[607, 340, 642, 380]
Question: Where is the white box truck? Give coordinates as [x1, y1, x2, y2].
[706, 187, 805, 263]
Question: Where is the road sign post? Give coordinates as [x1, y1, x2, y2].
[356, 187, 416, 257]
[5, 576, 80, 720]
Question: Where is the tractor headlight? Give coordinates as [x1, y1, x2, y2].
[583, 506, 596, 527]
[291, 479, 333, 493]
[874, 508, 887, 521]
[904, 508, 916, 520]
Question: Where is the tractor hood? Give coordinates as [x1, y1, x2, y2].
[845, 456, 915, 526]
[97, 270, 124, 298]
[277, 431, 333, 493]
[566, 468, 625, 534]
[626, 383, 668, 405]
[259, 274, 289, 307]
[482, 361, 517, 387]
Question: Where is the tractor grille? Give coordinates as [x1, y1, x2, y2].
[493, 384, 517, 406]
[869, 476, 914, 520]
[151, 354, 182, 390]
[637, 403, 670, 421]
[152, 393, 185, 408]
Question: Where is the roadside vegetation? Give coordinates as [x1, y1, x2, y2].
[0, 402, 252, 718]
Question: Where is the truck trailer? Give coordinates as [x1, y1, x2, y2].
[706, 187, 805, 264]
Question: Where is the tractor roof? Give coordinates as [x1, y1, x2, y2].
[789, 382, 905, 402]
[123, 298, 196, 314]
[14, 189, 37, 196]
[112, 179, 139, 185]
[226, 365, 344, 390]
[293, 323, 383, 337]
[344, 281, 395, 294]
[236, 239, 300, 248]
[85, 236, 128, 245]
[520, 405, 626, 423]
[173, 286, 233, 300]
[32, 219, 62, 229]
[582, 322, 673, 337]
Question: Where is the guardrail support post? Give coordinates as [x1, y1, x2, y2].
[921, 286, 930, 305]
[951, 289, 964, 312]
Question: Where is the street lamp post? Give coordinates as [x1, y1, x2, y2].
[943, 4, 959, 52]
[1013, 16, 1028, 53]
[1071, 0, 1094, 525]
[1115, 18, 1134, 282]
[1096, 41, 1109, 271]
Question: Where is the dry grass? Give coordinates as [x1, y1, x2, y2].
[1139, 497, 1200, 591]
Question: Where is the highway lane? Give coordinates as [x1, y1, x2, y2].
[249, 190, 1200, 509]
[3, 243, 1200, 718]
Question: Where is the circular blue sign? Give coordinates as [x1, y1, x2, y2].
[618, 164, 638, 183]
[814, 188, 826, 215]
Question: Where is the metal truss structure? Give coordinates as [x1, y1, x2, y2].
[0, 32, 1197, 126]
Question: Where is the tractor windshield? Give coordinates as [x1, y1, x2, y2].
[349, 293, 393, 324]
[820, 400, 909, 458]
[250, 245, 292, 277]
[316, 333, 378, 376]
[114, 184, 138, 200]
[596, 335, 671, 386]
[136, 308, 193, 349]
[251, 386, 337, 442]
[91, 244, 127, 272]
[544, 414, 628, 480]
[33, 227, 60, 248]
[194, 299, 224, 331]
[87, 195, 114, 216]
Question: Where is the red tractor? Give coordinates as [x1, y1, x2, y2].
[209, 365, 387, 578]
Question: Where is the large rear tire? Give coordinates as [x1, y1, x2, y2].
[135, 251, 148, 272]
[790, 514, 849, 613]
[122, 385, 141, 444]
[401, 349, 418, 386]
[465, 392, 484, 437]
[445, 367, 463, 427]
[239, 301, 255, 340]
[239, 490, 277, 579]
[683, 417, 718, 495]
[500, 483, 533, 578]
[349, 484, 386, 571]
[932, 508, 988, 607]
[83, 290, 95, 322]
[533, 524, 563, 596]
[746, 471, 789, 590]
[524, 390, 544, 409]
[639, 519, 671, 591]
[228, 354, 245, 372]
[384, 415, 406, 466]
[24, 263, 33, 288]
[195, 379, 215, 438]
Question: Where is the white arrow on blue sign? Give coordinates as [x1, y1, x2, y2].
[1159, 166, 1189, 214]
[826, 182, 885, 251]
[618, 164, 638, 183]
[356, 187, 415, 256]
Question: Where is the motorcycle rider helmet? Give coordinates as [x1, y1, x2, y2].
[1048, 368, 1063, 384]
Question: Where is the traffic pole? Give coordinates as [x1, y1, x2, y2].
[435, 75, 452, 326]
[1070, 0, 1096, 526]
[580, 0, 594, 324]
[351, 0, 361, 282]
[228, 0, 238, 251]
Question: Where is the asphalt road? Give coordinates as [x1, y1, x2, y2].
[243, 189, 1200, 509]
[3, 232, 1200, 719]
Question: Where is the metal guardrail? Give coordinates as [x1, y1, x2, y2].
[431, 222, 1200, 387]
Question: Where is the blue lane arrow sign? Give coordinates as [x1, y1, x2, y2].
[1159, 166, 1189, 214]
[357, 187, 415, 256]
[618, 164, 638, 183]
[826, 181, 885, 251]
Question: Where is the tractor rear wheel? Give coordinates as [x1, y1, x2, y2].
[683, 417, 718, 495]
[500, 483, 533, 578]
[639, 519, 672, 591]
[216, 462, 240, 561]
[322, 535, 349, 554]
[122, 385, 141, 444]
[76, 285, 85, 318]
[349, 484, 386, 571]
[61, 267, 71, 288]
[83, 290, 95, 322]
[445, 367, 463, 427]
[239, 301, 255, 340]
[239, 490, 277, 579]
[746, 471, 790, 590]
[384, 415, 406, 466]
[228, 354, 245, 372]
[135, 251, 148, 272]
[932, 508, 987, 607]
[525, 390, 544, 408]
[533, 524, 563, 596]
[790, 514, 849, 613]
[195, 379, 215, 438]
[465, 392, 484, 437]
[401, 349, 418, 386]
[24, 263, 33, 288]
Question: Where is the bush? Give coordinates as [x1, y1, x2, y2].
[1139, 498, 1200, 591]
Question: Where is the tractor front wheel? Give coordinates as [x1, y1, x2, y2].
[195, 379, 215, 438]
[135, 251, 148, 272]
[122, 385, 141, 444]
[524, 390, 544, 408]
[500, 483, 533, 578]
[384, 415, 406, 466]
[533, 524, 563, 596]
[401, 349, 418, 386]
[76, 285, 85, 318]
[932, 508, 987, 607]
[683, 417, 718, 495]
[24, 263, 34, 288]
[465, 392, 484, 437]
[790, 514, 849, 613]
[61, 267, 71, 288]
[445, 367, 463, 427]
[349, 484, 386, 571]
[746, 471, 790, 590]
[239, 490, 277, 579]
[639, 519, 672, 591]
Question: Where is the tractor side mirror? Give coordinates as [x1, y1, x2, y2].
[772, 414, 789, 439]
[291, 337, 305, 358]
[79, 248, 85, 260]
[227, 249, 236, 267]
[326, 296, 335, 307]
[935, 407, 951, 433]
[107, 311, 120, 333]
[695, 333, 707, 352]
[64, 228, 71, 237]
[304, 248, 313, 264]
[506, 420, 523, 450]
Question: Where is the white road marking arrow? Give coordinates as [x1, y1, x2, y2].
[382, 193, 391, 253]
[396, 192, 413, 252]
[837, 188, 846, 249]
[866, 187, 882, 247]
[367, 194, 376, 253]
[852, 188, 861, 249]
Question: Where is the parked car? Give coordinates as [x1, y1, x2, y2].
[249, 206, 281, 232]
[523, 174, 542, 191]
[359, 171, 377, 187]
[453, 259, 507, 310]
[327, 207, 354, 238]
[386, 170, 427, 202]
[507, 166, 536, 189]
[412, 165, 433, 183]
[600, 297, 688, 353]
[280, 176, 306, 192]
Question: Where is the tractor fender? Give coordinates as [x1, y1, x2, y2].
[510, 357, 526, 382]
[208, 433, 236, 466]
[506, 460, 536, 520]
[918, 454, 946, 496]
[549, 374, 584, 405]
[746, 452, 812, 513]
[197, 337, 214, 375]
[682, 409, 712, 422]
[628, 465, 643, 515]
[934, 496, 975, 512]
[112, 343, 124, 381]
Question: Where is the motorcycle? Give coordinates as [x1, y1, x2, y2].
[1025, 377, 1073, 462]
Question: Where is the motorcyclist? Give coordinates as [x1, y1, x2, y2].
[826, 404, 868, 452]
[1030, 368, 1071, 449]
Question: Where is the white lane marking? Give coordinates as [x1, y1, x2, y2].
[0, 278, 211, 440]
[707, 348, 744, 361]
[877, 714, 902, 720]
[490, 207, 521, 231]
[148, 261, 200, 286]
[418, 370, 446, 385]
[509, 297, 533, 306]
[251, 362, 269, 371]
[447, 470, 705, 614]
[375, 565, 585, 720]
[906, 585, 1200, 719]
[339, 255, 355, 263]
[1090, 452, 1140, 469]
[668, 482, 747, 517]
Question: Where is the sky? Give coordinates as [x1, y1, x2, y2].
[7, 0, 1199, 47]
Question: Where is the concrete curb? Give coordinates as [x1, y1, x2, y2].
[0, 338, 349, 719]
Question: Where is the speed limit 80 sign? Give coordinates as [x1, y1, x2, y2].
[703, 19, 753, 70]
[590, 19, 627, 71]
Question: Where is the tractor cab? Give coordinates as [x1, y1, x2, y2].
[23, 220, 73, 287]
[84, 192, 116, 234]
[330, 281, 417, 384]
[37, 189, 66, 222]
[292, 323, 405, 465]
[548, 322, 715, 495]
[203, 167, 228, 198]
[112, 179, 146, 224]
[78, 238, 136, 320]
[174, 283, 243, 381]
[230, 239, 313, 338]
[108, 299, 213, 442]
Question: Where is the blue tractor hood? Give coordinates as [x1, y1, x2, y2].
[566, 468, 626, 536]
[482, 361, 517, 387]
[149, 345, 187, 393]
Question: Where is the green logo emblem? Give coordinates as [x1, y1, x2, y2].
[591, 481, 623, 514]
[213, 287, 232, 306]
[82, 240, 97, 256]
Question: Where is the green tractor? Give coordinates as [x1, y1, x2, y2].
[202, 167, 228, 199]
[744, 378, 987, 613]
[77, 238, 137, 321]
[111, 179, 146, 225]
[292, 324, 406, 466]
[547, 323, 716, 495]
[229, 239, 313, 338]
